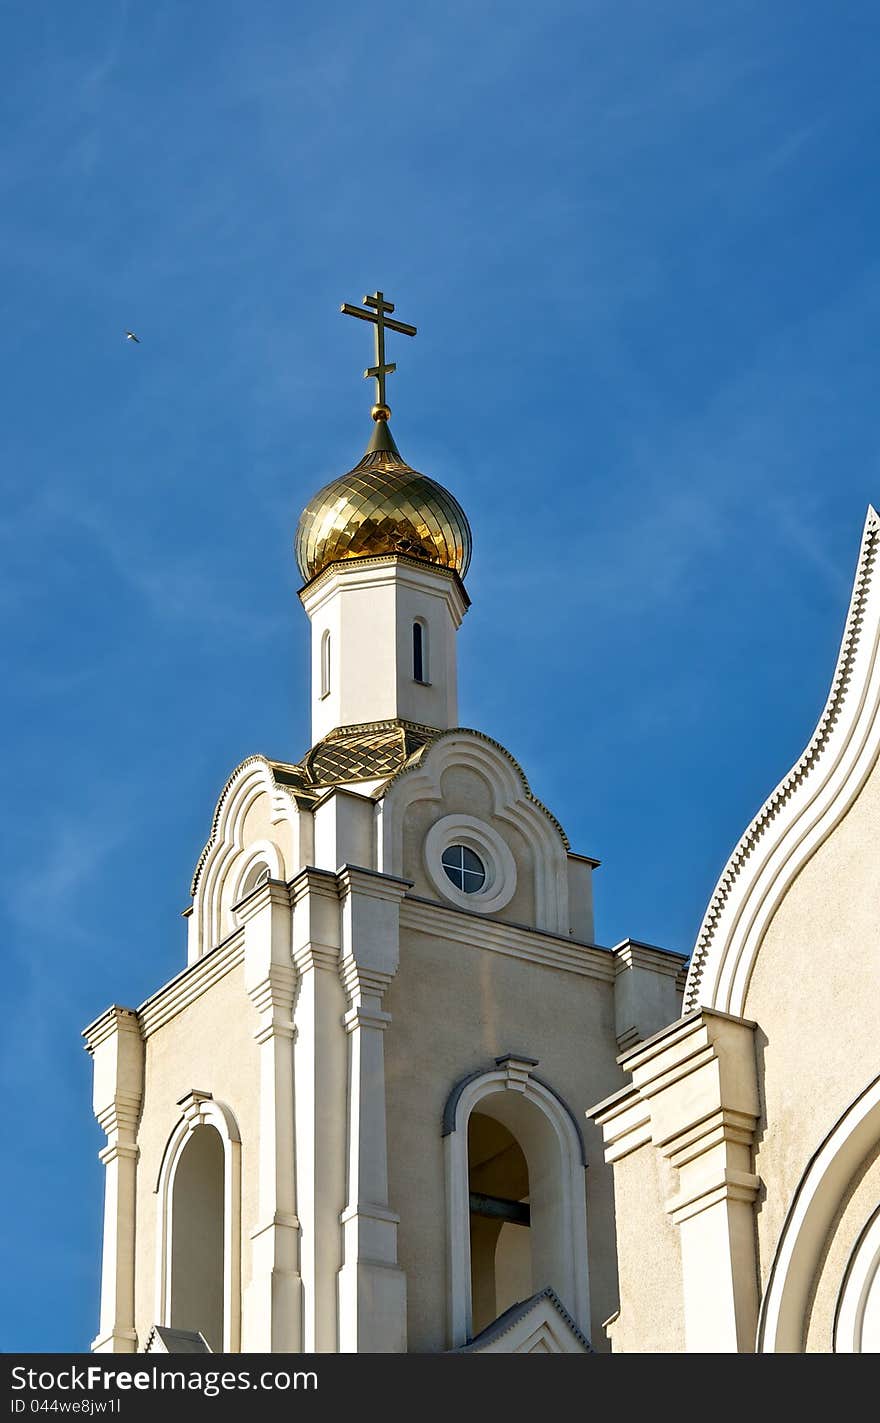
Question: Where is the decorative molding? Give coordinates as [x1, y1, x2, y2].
[591, 1008, 760, 1188]
[248, 964, 297, 1043]
[96, 1095, 142, 1142]
[444, 1059, 590, 1349]
[289, 864, 339, 905]
[686, 506, 880, 1014]
[300, 553, 470, 621]
[452, 1286, 593, 1354]
[591, 1008, 761, 1352]
[589, 1083, 652, 1164]
[400, 896, 615, 983]
[833, 1202, 880, 1353]
[191, 755, 297, 897]
[153, 1093, 242, 1354]
[380, 725, 570, 848]
[188, 757, 302, 963]
[84, 1005, 145, 1355]
[611, 938, 687, 980]
[758, 1071, 880, 1353]
[424, 813, 518, 914]
[456, 1287, 592, 1354]
[381, 731, 571, 934]
[138, 930, 245, 1040]
[234, 876, 291, 924]
[337, 863, 411, 904]
[442, 1056, 587, 1166]
[82, 1005, 142, 1056]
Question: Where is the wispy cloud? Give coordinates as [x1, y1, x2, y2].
[0, 484, 287, 638]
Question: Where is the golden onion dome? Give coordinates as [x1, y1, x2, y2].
[295, 418, 472, 584]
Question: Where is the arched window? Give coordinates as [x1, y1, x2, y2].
[170, 1126, 224, 1350]
[155, 1092, 242, 1352]
[320, 629, 331, 699]
[413, 620, 427, 683]
[468, 1112, 532, 1334]
[443, 1055, 589, 1348]
[241, 861, 270, 896]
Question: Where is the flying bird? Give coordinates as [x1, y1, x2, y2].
[125, 331, 140, 343]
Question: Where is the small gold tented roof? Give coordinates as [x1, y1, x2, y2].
[271, 719, 438, 797]
[295, 422, 472, 584]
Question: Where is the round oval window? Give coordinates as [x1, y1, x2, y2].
[440, 844, 486, 894]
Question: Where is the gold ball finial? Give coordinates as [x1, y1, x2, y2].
[371, 403, 392, 423]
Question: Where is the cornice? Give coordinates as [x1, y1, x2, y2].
[590, 1007, 758, 1171]
[400, 896, 615, 983]
[233, 877, 291, 923]
[337, 864, 411, 903]
[611, 938, 688, 980]
[297, 551, 470, 611]
[82, 1004, 142, 1054]
[685, 505, 880, 1013]
[289, 864, 339, 906]
[138, 928, 245, 1039]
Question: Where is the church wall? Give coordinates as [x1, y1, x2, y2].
[400, 765, 538, 926]
[133, 962, 259, 1349]
[743, 749, 880, 1297]
[384, 926, 622, 1352]
[604, 1144, 685, 1353]
[803, 1141, 880, 1351]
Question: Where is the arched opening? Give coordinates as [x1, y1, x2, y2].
[759, 1074, 880, 1352]
[444, 1058, 589, 1348]
[320, 628, 331, 698]
[170, 1125, 224, 1351]
[835, 1204, 880, 1351]
[413, 619, 427, 683]
[468, 1112, 532, 1334]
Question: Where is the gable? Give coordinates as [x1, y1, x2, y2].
[453, 1287, 593, 1354]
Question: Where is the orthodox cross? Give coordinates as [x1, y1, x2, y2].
[340, 290, 417, 415]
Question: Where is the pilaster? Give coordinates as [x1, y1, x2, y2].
[611, 939, 688, 1053]
[336, 865, 410, 1353]
[593, 1008, 760, 1352]
[239, 878, 303, 1352]
[290, 867, 347, 1351]
[83, 1006, 144, 1354]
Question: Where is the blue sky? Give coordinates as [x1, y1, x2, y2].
[2, 0, 879, 1351]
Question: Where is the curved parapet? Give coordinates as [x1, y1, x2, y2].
[378, 727, 572, 935]
[188, 756, 312, 962]
[685, 506, 880, 1016]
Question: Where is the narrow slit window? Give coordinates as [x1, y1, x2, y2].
[413, 621, 426, 683]
[320, 629, 331, 698]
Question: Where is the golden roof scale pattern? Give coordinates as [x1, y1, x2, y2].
[295, 434, 472, 585]
[270, 719, 439, 797]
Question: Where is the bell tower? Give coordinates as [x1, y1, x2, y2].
[83, 289, 684, 1358]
